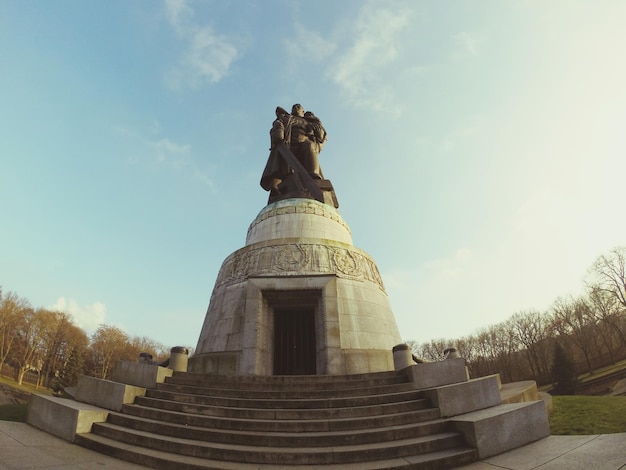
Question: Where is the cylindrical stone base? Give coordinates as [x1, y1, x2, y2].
[169, 346, 189, 372]
[392, 344, 413, 371]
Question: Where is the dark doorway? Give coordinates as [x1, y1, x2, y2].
[273, 308, 316, 375]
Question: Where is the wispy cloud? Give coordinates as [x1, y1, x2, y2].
[453, 31, 485, 56]
[153, 137, 191, 167]
[164, 0, 239, 88]
[149, 136, 214, 188]
[115, 124, 214, 188]
[285, 24, 336, 64]
[50, 297, 106, 334]
[164, 0, 193, 34]
[326, 4, 411, 111]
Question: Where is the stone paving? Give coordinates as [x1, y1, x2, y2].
[459, 433, 626, 470]
[1, 420, 626, 470]
[0, 421, 146, 469]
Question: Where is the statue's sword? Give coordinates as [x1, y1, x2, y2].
[275, 142, 325, 203]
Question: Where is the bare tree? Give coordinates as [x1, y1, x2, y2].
[588, 246, 626, 309]
[586, 287, 624, 364]
[510, 310, 554, 382]
[38, 312, 89, 388]
[552, 296, 598, 374]
[0, 289, 179, 386]
[0, 291, 31, 371]
[455, 335, 478, 370]
[498, 320, 523, 382]
[474, 327, 501, 378]
[587, 284, 626, 350]
[89, 325, 131, 379]
[420, 338, 450, 361]
[129, 336, 169, 363]
[405, 340, 422, 361]
[13, 308, 58, 385]
[477, 322, 519, 382]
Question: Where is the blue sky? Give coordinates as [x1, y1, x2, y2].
[1, 0, 624, 349]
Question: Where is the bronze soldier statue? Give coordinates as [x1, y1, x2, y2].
[261, 104, 328, 195]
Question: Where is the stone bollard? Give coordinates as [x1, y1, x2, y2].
[392, 344, 413, 370]
[444, 347, 460, 359]
[169, 346, 189, 372]
[138, 352, 154, 364]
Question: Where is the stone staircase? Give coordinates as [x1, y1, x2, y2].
[74, 369, 478, 469]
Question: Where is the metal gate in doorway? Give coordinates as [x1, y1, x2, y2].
[273, 308, 316, 375]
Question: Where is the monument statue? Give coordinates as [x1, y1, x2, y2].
[260, 104, 337, 207]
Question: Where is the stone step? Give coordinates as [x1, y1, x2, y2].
[166, 373, 409, 390]
[156, 381, 416, 399]
[69, 368, 489, 468]
[174, 369, 406, 385]
[76, 431, 478, 469]
[106, 411, 453, 447]
[147, 387, 425, 409]
[133, 395, 430, 420]
[85, 422, 468, 465]
[122, 402, 442, 432]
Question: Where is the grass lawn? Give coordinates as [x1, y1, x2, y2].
[550, 395, 626, 435]
[0, 374, 52, 422]
[578, 358, 626, 382]
[0, 374, 52, 396]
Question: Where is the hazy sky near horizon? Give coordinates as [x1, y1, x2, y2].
[1, 0, 624, 349]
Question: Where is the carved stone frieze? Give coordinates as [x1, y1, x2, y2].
[215, 243, 386, 292]
[247, 199, 351, 238]
[276, 244, 309, 271]
[333, 248, 358, 275]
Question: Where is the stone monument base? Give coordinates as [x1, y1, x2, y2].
[192, 198, 403, 376]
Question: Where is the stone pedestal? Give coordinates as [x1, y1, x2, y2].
[26, 360, 175, 442]
[110, 361, 173, 388]
[392, 344, 413, 370]
[169, 346, 189, 372]
[191, 198, 403, 376]
[27, 394, 109, 442]
[75, 375, 145, 412]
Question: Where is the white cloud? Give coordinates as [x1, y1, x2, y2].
[153, 137, 191, 166]
[326, 4, 411, 111]
[164, 0, 193, 34]
[182, 28, 238, 84]
[50, 297, 106, 334]
[164, 0, 239, 87]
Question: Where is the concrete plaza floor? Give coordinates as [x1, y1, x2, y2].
[459, 433, 626, 469]
[0, 421, 145, 469]
[0, 420, 625, 469]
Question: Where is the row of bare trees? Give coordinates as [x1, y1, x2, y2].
[409, 247, 626, 386]
[0, 290, 171, 388]
[2, 247, 624, 389]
